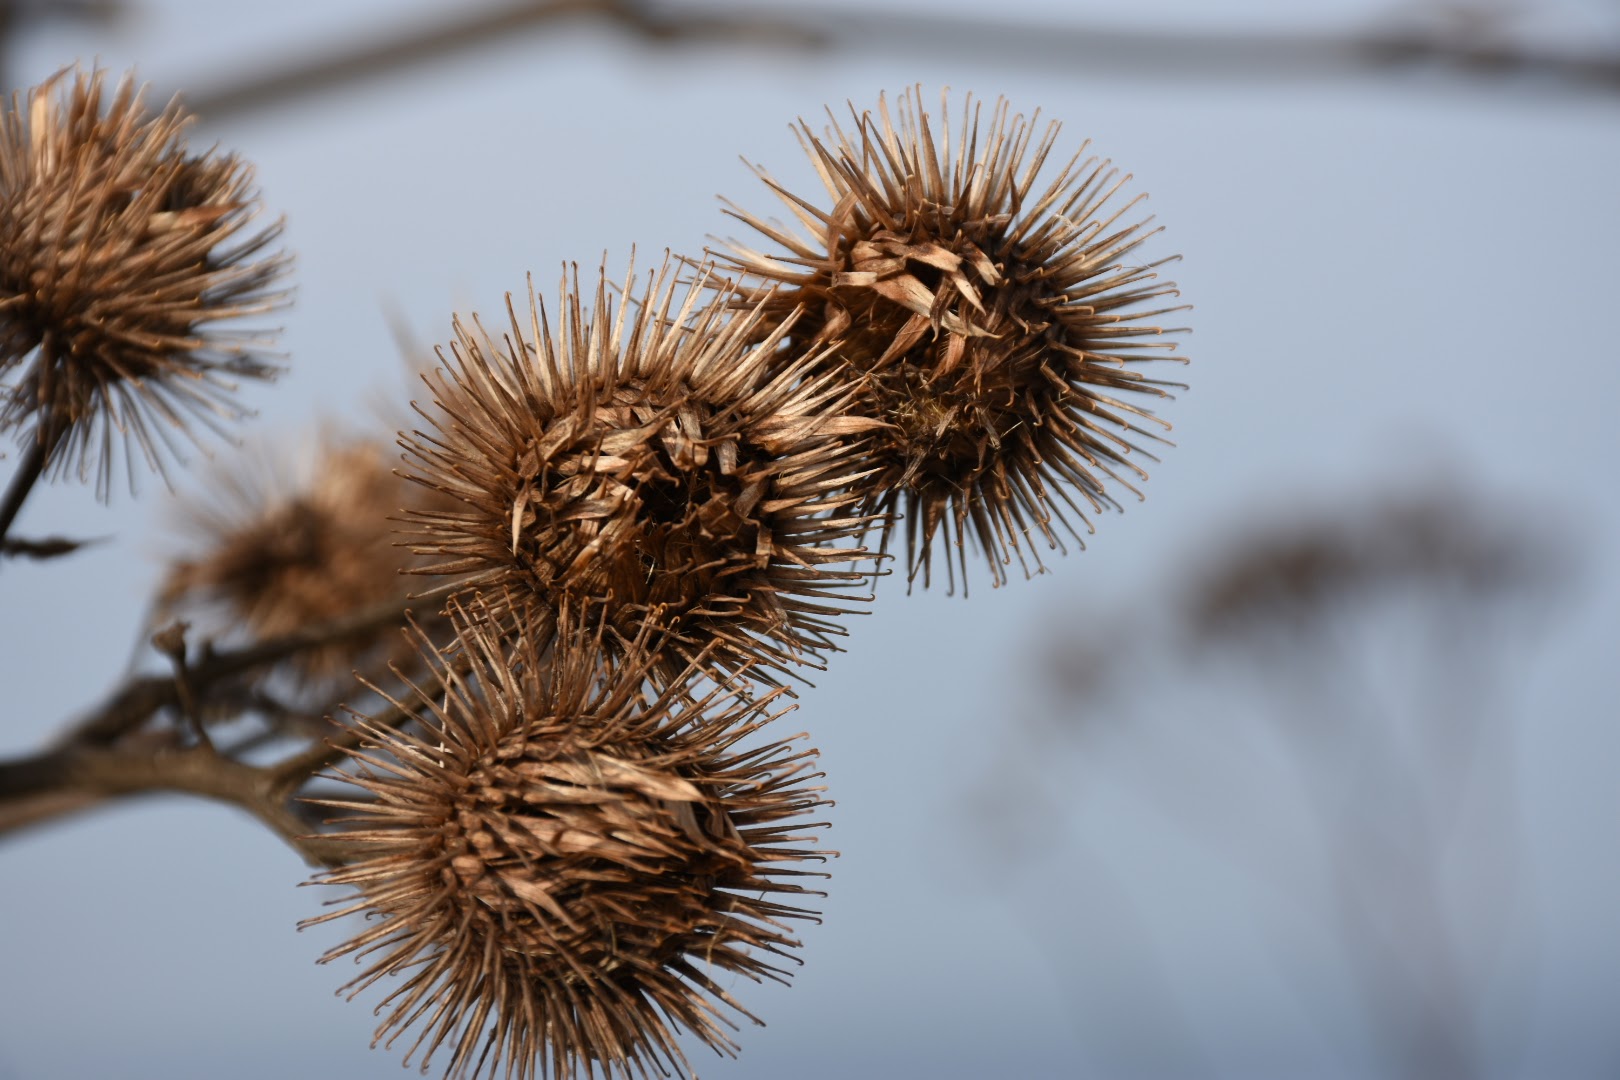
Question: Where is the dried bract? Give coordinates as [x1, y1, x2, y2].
[304, 610, 830, 1080]
[0, 67, 288, 495]
[402, 260, 879, 682]
[717, 88, 1189, 592]
[157, 435, 442, 690]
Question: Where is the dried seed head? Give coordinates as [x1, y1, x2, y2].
[402, 258, 880, 683]
[716, 88, 1190, 593]
[304, 607, 830, 1080]
[157, 435, 442, 689]
[0, 67, 289, 496]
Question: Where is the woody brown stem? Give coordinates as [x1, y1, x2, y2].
[0, 585, 459, 861]
[0, 427, 57, 555]
[0, 333, 68, 554]
[0, 742, 360, 866]
[64, 582, 457, 747]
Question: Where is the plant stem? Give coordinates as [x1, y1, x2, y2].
[64, 581, 459, 747]
[0, 431, 53, 554]
[0, 580, 463, 861]
[0, 742, 358, 866]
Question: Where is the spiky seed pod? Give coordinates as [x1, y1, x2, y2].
[715, 88, 1190, 593]
[157, 435, 446, 691]
[0, 67, 288, 496]
[402, 259, 881, 684]
[303, 606, 830, 1080]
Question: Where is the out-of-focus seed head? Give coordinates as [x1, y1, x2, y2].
[304, 607, 830, 1080]
[157, 435, 442, 690]
[0, 67, 289, 496]
[402, 258, 881, 683]
[716, 88, 1190, 593]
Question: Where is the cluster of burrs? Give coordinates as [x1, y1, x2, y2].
[2, 72, 1185, 1079]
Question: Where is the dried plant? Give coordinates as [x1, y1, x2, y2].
[1005, 488, 1573, 1080]
[0, 67, 288, 496]
[156, 433, 452, 693]
[0, 65, 1192, 1080]
[402, 259, 882, 683]
[716, 87, 1188, 592]
[1184, 495, 1560, 645]
[304, 606, 829, 1080]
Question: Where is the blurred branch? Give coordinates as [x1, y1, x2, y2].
[0, 739, 357, 865]
[62, 582, 453, 747]
[0, 0, 128, 94]
[0, 584, 459, 859]
[178, 0, 824, 119]
[172, 0, 1620, 123]
[0, 425, 57, 556]
[0, 533, 103, 559]
[3, 0, 124, 23]
[818, 7, 1620, 93]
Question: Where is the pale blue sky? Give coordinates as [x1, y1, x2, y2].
[1, 3, 1617, 1078]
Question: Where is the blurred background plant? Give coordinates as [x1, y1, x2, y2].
[0, 1, 1615, 1079]
[986, 480, 1578, 1080]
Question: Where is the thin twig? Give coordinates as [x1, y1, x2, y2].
[62, 581, 458, 747]
[0, 585, 460, 859]
[268, 602, 546, 788]
[0, 431, 54, 555]
[179, 0, 823, 119]
[0, 534, 106, 559]
[151, 621, 211, 749]
[169, 0, 1620, 125]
